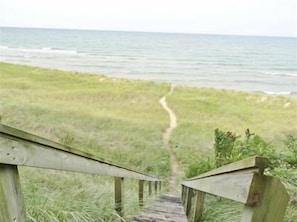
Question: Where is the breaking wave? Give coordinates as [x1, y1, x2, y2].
[260, 71, 297, 78]
[1, 46, 80, 55]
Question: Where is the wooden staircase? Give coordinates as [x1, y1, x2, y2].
[0, 124, 290, 222]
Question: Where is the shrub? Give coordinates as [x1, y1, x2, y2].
[185, 155, 214, 178]
[214, 128, 280, 169]
[285, 135, 297, 167]
[214, 129, 239, 167]
[214, 129, 297, 187]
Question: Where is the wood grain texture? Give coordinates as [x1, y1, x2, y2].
[192, 190, 205, 222]
[0, 164, 26, 222]
[185, 187, 194, 216]
[241, 176, 289, 222]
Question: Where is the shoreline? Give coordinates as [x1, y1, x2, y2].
[2, 61, 296, 99]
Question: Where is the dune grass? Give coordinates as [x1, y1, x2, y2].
[0, 62, 171, 176]
[1, 62, 296, 221]
[20, 167, 158, 222]
[0, 62, 170, 221]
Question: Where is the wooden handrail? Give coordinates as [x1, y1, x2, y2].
[0, 123, 163, 222]
[0, 124, 162, 181]
[181, 156, 289, 222]
[186, 156, 269, 181]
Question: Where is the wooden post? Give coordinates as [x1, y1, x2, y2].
[148, 181, 152, 196]
[139, 180, 144, 207]
[193, 190, 205, 222]
[114, 177, 124, 220]
[154, 181, 158, 194]
[0, 164, 26, 222]
[181, 185, 186, 205]
[241, 176, 289, 222]
[181, 185, 184, 204]
[159, 181, 162, 191]
[185, 187, 194, 216]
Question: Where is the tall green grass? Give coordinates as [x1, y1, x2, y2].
[20, 167, 158, 221]
[0, 62, 171, 176]
[0, 62, 170, 221]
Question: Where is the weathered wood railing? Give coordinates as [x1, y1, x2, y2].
[181, 156, 289, 222]
[0, 123, 163, 222]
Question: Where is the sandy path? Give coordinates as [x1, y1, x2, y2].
[159, 85, 182, 192]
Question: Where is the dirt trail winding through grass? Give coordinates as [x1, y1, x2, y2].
[159, 85, 182, 192]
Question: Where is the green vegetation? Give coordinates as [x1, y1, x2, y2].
[0, 62, 170, 176]
[1, 62, 296, 221]
[166, 86, 296, 221]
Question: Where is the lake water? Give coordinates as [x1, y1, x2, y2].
[0, 27, 296, 95]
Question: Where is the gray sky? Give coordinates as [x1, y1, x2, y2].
[0, 0, 296, 37]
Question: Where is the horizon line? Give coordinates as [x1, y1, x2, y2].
[1, 25, 296, 39]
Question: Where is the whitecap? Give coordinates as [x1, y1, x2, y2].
[2, 46, 82, 56]
[263, 91, 291, 95]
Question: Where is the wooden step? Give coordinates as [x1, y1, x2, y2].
[133, 194, 187, 222]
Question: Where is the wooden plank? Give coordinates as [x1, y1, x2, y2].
[182, 172, 260, 204]
[0, 164, 26, 222]
[0, 123, 162, 181]
[133, 194, 187, 222]
[0, 137, 161, 181]
[241, 176, 289, 222]
[187, 156, 268, 181]
[114, 177, 124, 220]
[193, 190, 205, 222]
[139, 180, 144, 207]
[154, 181, 158, 194]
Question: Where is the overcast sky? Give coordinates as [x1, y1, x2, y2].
[0, 0, 296, 37]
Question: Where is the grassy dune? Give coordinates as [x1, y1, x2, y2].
[0, 62, 171, 221]
[1, 62, 296, 221]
